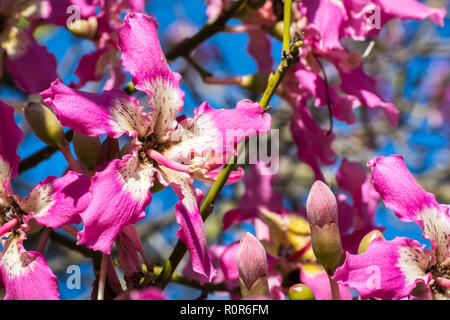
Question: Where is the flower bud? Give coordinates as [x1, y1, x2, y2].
[73, 132, 101, 170]
[306, 181, 342, 274]
[306, 181, 338, 227]
[239, 73, 270, 94]
[68, 17, 98, 40]
[237, 232, 270, 298]
[358, 230, 384, 254]
[24, 101, 66, 149]
[289, 284, 315, 300]
[269, 21, 284, 41]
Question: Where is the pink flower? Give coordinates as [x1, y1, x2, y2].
[334, 155, 450, 300]
[0, 1, 58, 94]
[336, 158, 384, 253]
[300, 264, 353, 300]
[0, 101, 91, 300]
[42, 13, 271, 283]
[223, 162, 284, 236]
[341, 0, 446, 41]
[70, 0, 150, 90]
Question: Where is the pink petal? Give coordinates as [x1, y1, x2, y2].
[20, 171, 91, 229]
[220, 241, 239, 281]
[300, 264, 353, 300]
[299, 0, 347, 51]
[116, 225, 147, 279]
[4, 29, 57, 94]
[241, 163, 284, 212]
[376, 0, 446, 27]
[290, 106, 336, 181]
[223, 161, 284, 230]
[368, 155, 450, 262]
[268, 270, 285, 300]
[72, 48, 110, 89]
[290, 65, 357, 124]
[164, 100, 271, 166]
[41, 79, 151, 139]
[159, 167, 215, 283]
[223, 207, 260, 231]
[336, 194, 356, 235]
[205, 0, 223, 23]
[118, 13, 185, 137]
[338, 66, 399, 127]
[247, 31, 273, 73]
[201, 167, 244, 185]
[341, 0, 446, 40]
[333, 237, 432, 300]
[0, 234, 59, 300]
[128, 287, 167, 300]
[0, 101, 23, 187]
[78, 155, 154, 253]
[183, 245, 227, 285]
[337, 158, 380, 225]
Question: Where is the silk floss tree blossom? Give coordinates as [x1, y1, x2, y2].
[333, 155, 450, 300]
[0, 101, 91, 299]
[41, 13, 271, 283]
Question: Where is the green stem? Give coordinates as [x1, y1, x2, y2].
[155, 0, 301, 291]
[283, 0, 292, 52]
[328, 274, 341, 300]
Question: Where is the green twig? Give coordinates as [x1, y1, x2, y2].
[283, 0, 292, 52]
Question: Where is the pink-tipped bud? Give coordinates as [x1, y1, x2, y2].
[306, 181, 338, 227]
[237, 232, 269, 298]
[306, 181, 342, 275]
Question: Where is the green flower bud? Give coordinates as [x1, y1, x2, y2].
[269, 21, 284, 41]
[358, 230, 384, 254]
[289, 284, 315, 300]
[24, 102, 66, 149]
[239, 73, 270, 94]
[73, 132, 101, 170]
[310, 223, 342, 275]
[306, 181, 342, 274]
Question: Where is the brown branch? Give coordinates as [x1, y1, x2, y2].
[18, 130, 74, 174]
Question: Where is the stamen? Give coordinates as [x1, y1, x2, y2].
[0, 218, 18, 237]
[146, 149, 191, 173]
